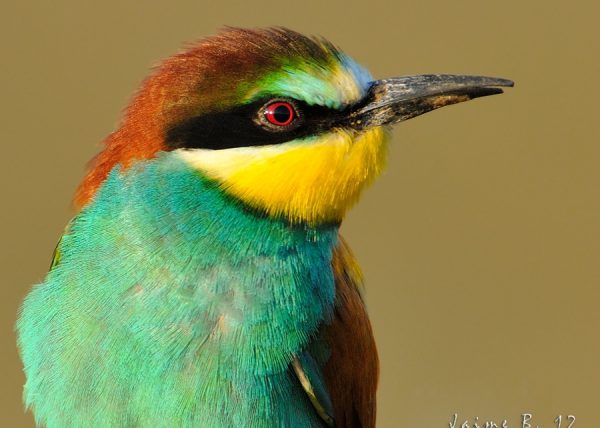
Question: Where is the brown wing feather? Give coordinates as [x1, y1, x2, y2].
[323, 236, 380, 428]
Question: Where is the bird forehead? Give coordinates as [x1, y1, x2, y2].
[242, 54, 372, 109]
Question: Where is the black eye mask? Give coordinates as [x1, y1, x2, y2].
[165, 97, 348, 150]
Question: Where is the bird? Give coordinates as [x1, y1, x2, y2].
[17, 27, 512, 428]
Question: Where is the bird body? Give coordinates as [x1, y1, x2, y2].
[17, 27, 511, 427]
[20, 153, 339, 427]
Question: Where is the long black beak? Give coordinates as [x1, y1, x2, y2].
[347, 74, 514, 129]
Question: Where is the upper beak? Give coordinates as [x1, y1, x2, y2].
[347, 74, 514, 129]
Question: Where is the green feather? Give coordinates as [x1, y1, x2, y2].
[18, 153, 337, 427]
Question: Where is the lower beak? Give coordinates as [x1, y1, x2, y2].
[348, 74, 514, 129]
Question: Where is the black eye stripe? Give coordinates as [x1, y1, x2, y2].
[165, 98, 345, 150]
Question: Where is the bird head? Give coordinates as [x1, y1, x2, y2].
[75, 27, 512, 225]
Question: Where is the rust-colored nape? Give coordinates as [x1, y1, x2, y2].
[73, 50, 201, 209]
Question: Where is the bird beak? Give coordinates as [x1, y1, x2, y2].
[347, 74, 514, 129]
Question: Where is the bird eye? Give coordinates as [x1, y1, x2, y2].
[263, 101, 296, 126]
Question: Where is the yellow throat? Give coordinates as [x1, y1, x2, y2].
[178, 127, 389, 225]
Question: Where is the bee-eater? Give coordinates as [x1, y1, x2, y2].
[17, 27, 512, 427]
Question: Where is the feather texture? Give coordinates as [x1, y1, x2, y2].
[19, 154, 339, 427]
[324, 238, 379, 427]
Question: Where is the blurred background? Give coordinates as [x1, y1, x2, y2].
[2, 1, 599, 426]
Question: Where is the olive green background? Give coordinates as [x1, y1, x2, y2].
[2, 1, 598, 426]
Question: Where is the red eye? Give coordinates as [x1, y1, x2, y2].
[264, 101, 296, 126]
